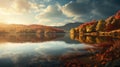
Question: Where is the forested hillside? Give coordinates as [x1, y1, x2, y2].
[0, 24, 65, 34]
[70, 10, 120, 36]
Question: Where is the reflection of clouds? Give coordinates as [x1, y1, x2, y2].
[34, 41, 94, 61]
[67, 44, 94, 50]
[0, 51, 22, 63]
[0, 41, 94, 67]
[0, 43, 39, 65]
[35, 41, 68, 59]
[0, 41, 93, 59]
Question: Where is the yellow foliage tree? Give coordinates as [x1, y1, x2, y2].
[96, 20, 105, 31]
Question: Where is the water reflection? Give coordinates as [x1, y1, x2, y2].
[70, 34, 116, 44]
[70, 34, 120, 67]
[0, 33, 65, 43]
[0, 41, 93, 67]
[0, 33, 120, 67]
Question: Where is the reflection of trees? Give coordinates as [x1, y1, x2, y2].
[70, 33, 114, 44]
[0, 33, 65, 43]
[70, 33, 120, 66]
[61, 59, 91, 67]
[22, 35, 120, 67]
[88, 40, 120, 67]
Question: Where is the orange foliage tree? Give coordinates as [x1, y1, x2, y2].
[115, 10, 120, 19]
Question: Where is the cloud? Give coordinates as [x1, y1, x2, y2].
[36, 4, 69, 26]
[35, 0, 120, 25]
[30, 3, 45, 12]
[91, 0, 120, 17]
[0, 0, 29, 14]
[43, 0, 52, 2]
[77, 0, 90, 3]
[38, 5, 63, 18]
[61, 0, 120, 22]
[0, 0, 45, 25]
[0, 0, 120, 25]
[12, 0, 32, 13]
[61, 1, 93, 22]
[62, 1, 92, 17]
[0, 0, 44, 14]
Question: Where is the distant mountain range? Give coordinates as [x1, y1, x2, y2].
[53, 22, 83, 31]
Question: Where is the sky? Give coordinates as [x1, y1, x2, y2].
[0, 0, 120, 26]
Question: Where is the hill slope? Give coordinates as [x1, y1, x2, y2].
[0, 24, 65, 34]
[54, 22, 83, 32]
[70, 10, 120, 35]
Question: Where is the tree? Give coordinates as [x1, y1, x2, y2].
[86, 25, 94, 32]
[96, 20, 105, 31]
[115, 10, 120, 19]
[78, 21, 96, 33]
[105, 24, 115, 32]
[70, 28, 75, 34]
[105, 16, 114, 25]
[105, 18, 119, 31]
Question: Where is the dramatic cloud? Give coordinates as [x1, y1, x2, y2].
[30, 3, 45, 12]
[0, 0, 120, 25]
[0, 0, 45, 25]
[36, 4, 69, 26]
[62, 1, 92, 17]
[91, 0, 120, 17]
[0, 0, 43, 14]
[61, 0, 93, 22]
[0, 0, 26, 14]
[61, 0, 120, 22]
[14, 0, 31, 13]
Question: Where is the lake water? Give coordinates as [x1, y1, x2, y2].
[0, 33, 120, 67]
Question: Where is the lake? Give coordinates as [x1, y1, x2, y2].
[0, 33, 120, 67]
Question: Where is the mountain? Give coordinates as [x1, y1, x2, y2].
[54, 22, 83, 32]
[70, 10, 120, 34]
[0, 24, 65, 34]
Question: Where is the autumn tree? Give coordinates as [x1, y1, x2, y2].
[78, 21, 96, 33]
[70, 28, 76, 34]
[78, 25, 86, 33]
[115, 10, 120, 19]
[105, 16, 120, 31]
[86, 21, 97, 32]
[96, 20, 105, 31]
[86, 25, 93, 32]
[70, 10, 120, 34]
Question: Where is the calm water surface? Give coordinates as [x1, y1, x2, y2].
[0, 33, 120, 67]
